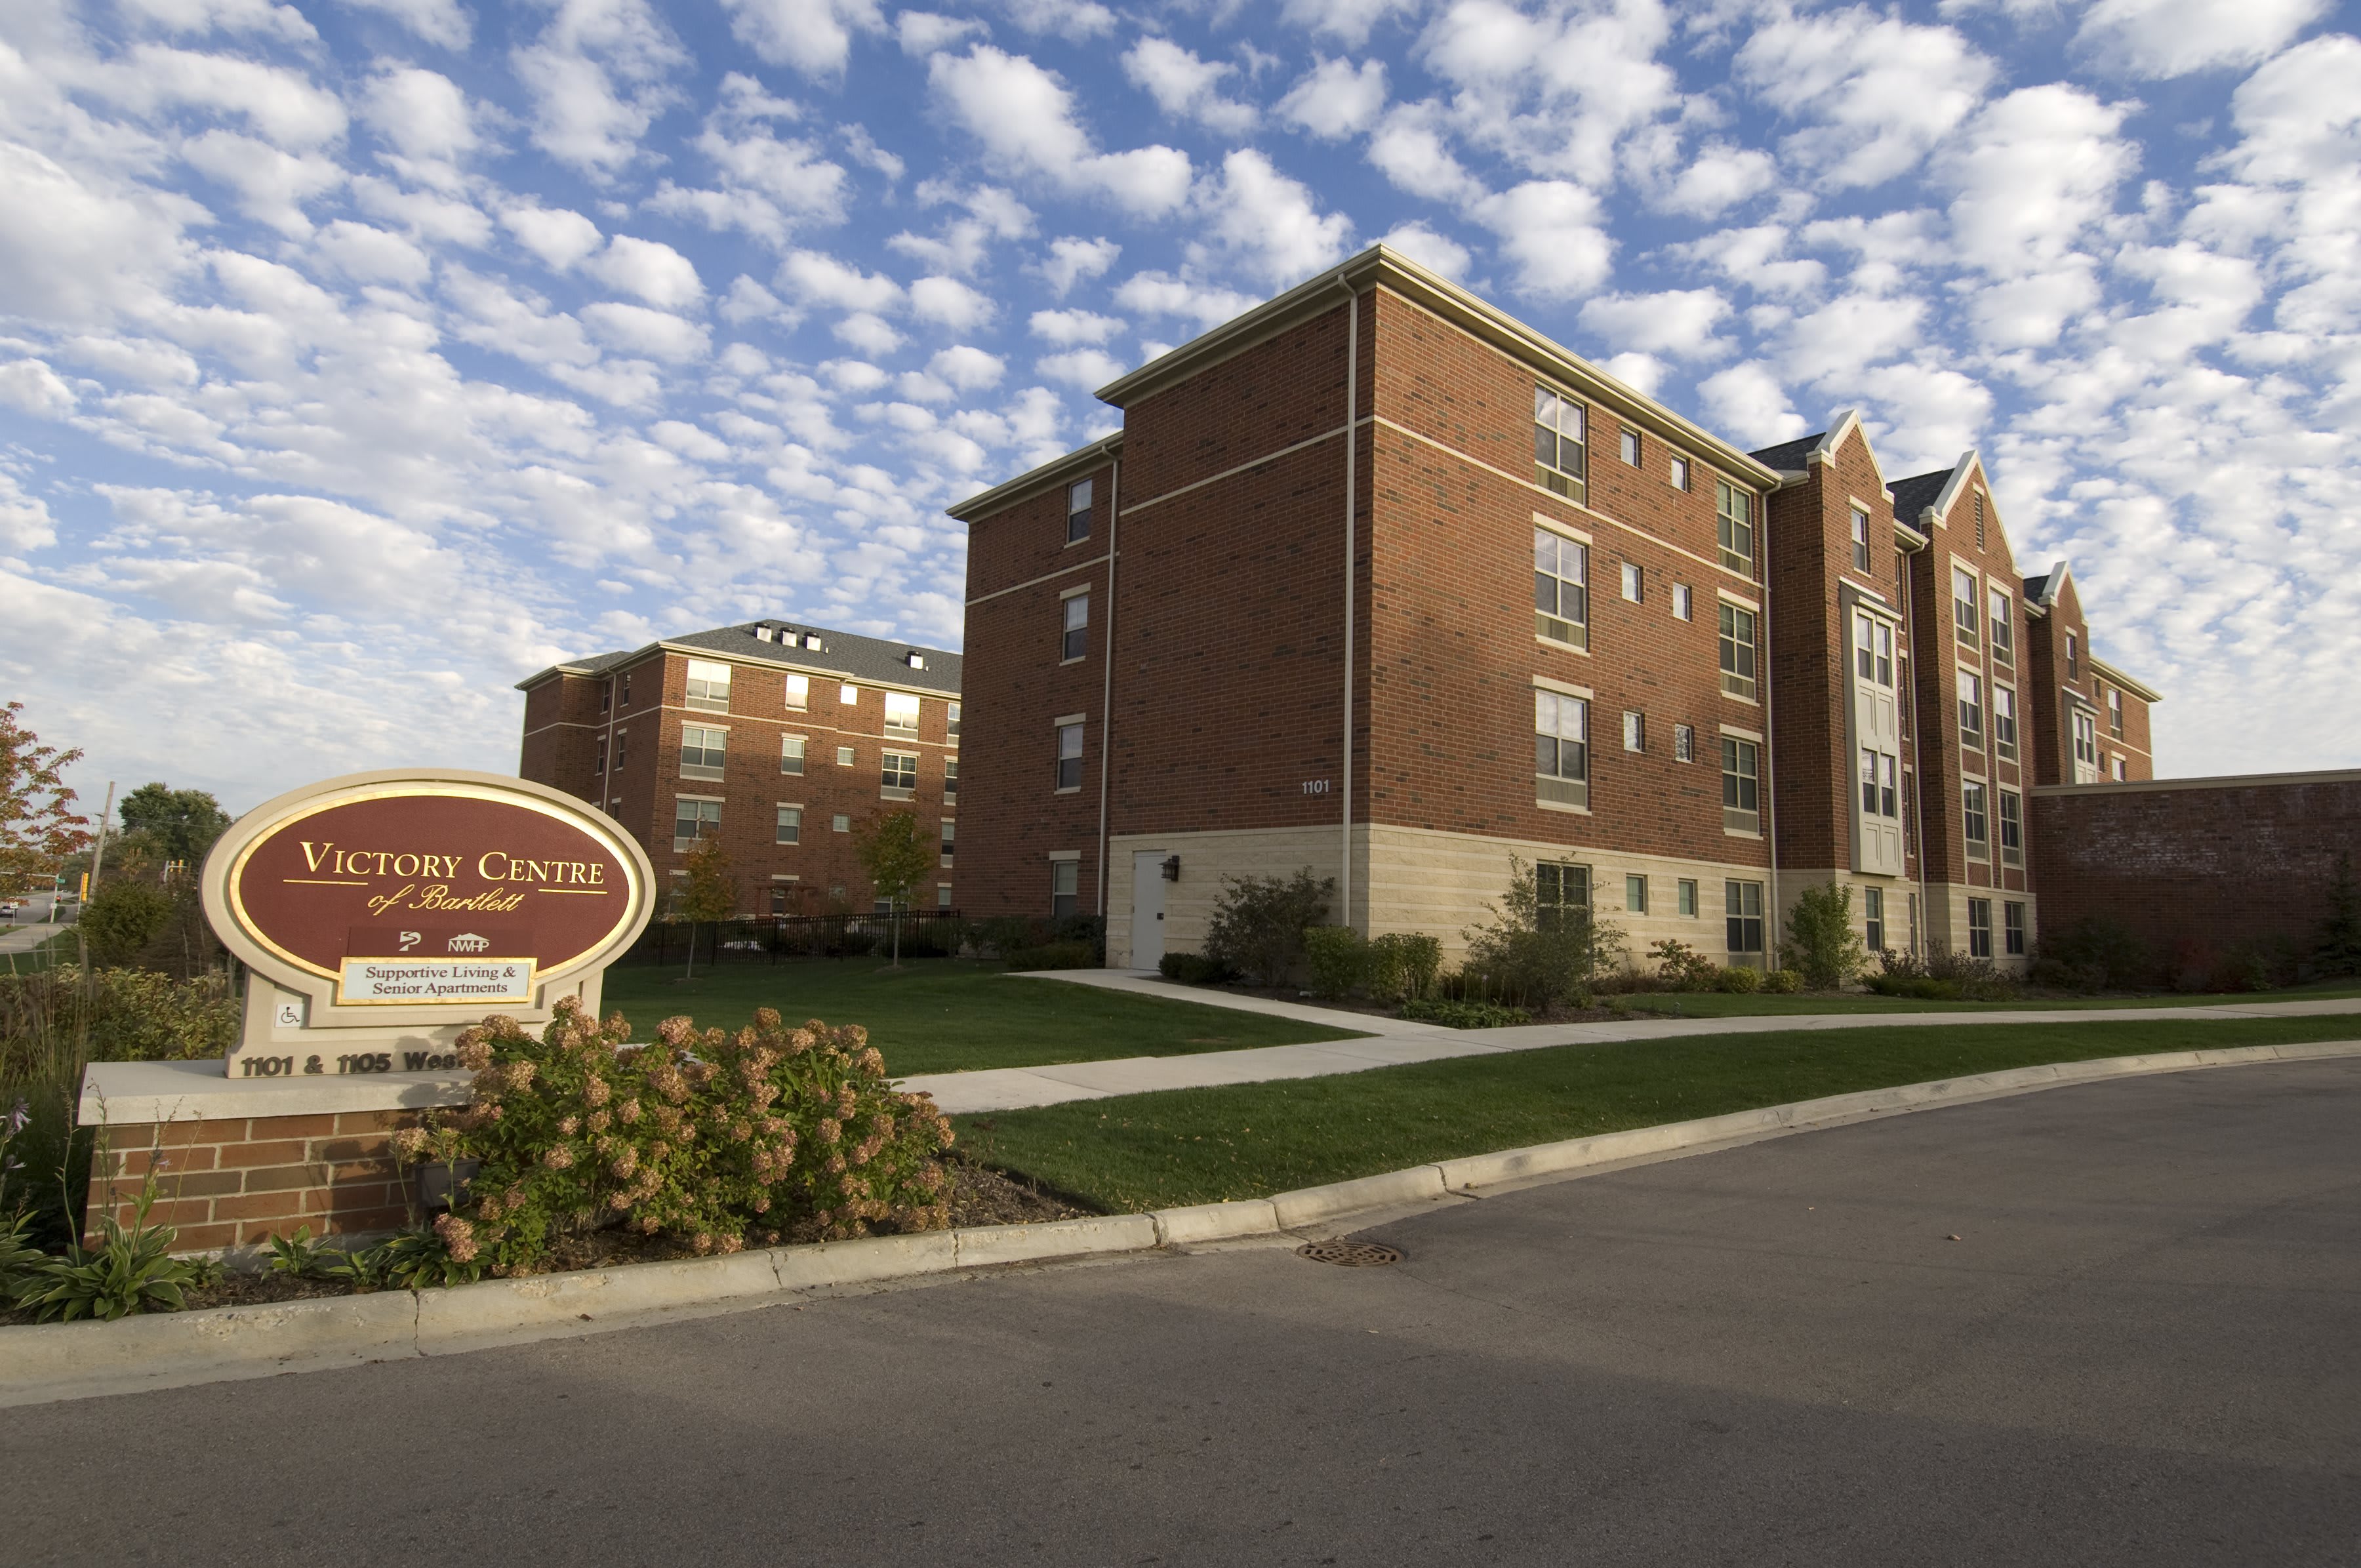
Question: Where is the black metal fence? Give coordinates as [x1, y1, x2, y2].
[619, 910, 970, 968]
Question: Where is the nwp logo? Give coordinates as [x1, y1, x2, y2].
[446, 933, 491, 953]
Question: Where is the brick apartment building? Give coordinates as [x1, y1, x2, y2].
[515, 622, 961, 915]
[949, 245, 2159, 973]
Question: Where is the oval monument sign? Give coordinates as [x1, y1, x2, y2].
[203, 769, 656, 1076]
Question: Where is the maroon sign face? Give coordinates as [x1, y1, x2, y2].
[228, 787, 639, 982]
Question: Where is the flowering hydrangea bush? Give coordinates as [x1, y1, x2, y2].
[392, 998, 954, 1272]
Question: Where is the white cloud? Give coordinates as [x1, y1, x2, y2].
[96, 43, 351, 149]
[2074, 0, 2331, 79]
[1196, 149, 1354, 286]
[1938, 87, 2136, 279]
[1278, 56, 1389, 140]
[1698, 361, 1808, 445]
[717, 0, 886, 78]
[360, 67, 477, 163]
[1034, 235, 1120, 296]
[179, 131, 344, 237]
[502, 205, 605, 271]
[927, 344, 1005, 390]
[121, 0, 318, 42]
[513, 0, 687, 180]
[334, 0, 473, 49]
[928, 45, 1194, 216]
[1122, 38, 1259, 135]
[1280, 0, 1424, 47]
[994, 0, 1117, 41]
[1367, 100, 1482, 203]
[580, 300, 710, 361]
[720, 274, 783, 323]
[898, 12, 985, 55]
[1577, 289, 1731, 361]
[1030, 308, 1123, 344]
[1113, 271, 1260, 329]
[312, 220, 432, 286]
[0, 471, 57, 553]
[588, 235, 705, 309]
[0, 144, 196, 325]
[833, 310, 903, 353]
[1660, 145, 1777, 218]
[1037, 348, 1127, 388]
[1376, 221, 1468, 277]
[1600, 352, 1665, 398]
[1472, 180, 1613, 298]
[910, 275, 994, 329]
[777, 249, 902, 312]
[0, 360, 77, 420]
[1415, 0, 1680, 188]
[1735, 8, 1995, 188]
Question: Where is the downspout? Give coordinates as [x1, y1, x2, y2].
[1903, 540, 1930, 955]
[1095, 455, 1120, 923]
[1335, 275, 1359, 933]
[1756, 492, 1778, 970]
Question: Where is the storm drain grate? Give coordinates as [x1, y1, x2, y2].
[1296, 1240, 1403, 1268]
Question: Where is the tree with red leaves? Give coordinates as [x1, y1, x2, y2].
[0, 702, 92, 897]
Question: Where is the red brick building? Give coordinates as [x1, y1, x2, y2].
[950, 245, 2162, 973]
[516, 622, 961, 915]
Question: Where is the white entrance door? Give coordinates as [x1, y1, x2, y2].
[1851, 609, 1906, 877]
[1131, 851, 1167, 970]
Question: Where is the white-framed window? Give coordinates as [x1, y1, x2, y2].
[1620, 428, 1641, 466]
[1716, 479, 1752, 572]
[775, 805, 801, 845]
[1860, 747, 1897, 820]
[784, 673, 809, 710]
[612, 729, 628, 770]
[1622, 710, 1645, 752]
[780, 735, 805, 775]
[594, 735, 606, 774]
[2066, 631, 2080, 678]
[1535, 690, 1589, 809]
[937, 884, 954, 910]
[1055, 721, 1084, 791]
[1999, 789, 2023, 867]
[1959, 670, 1983, 745]
[831, 813, 850, 834]
[1968, 897, 1993, 959]
[1722, 736, 1760, 834]
[1671, 583, 1693, 621]
[1994, 687, 2018, 761]
[881, 750, 918, 800]
[1988, 586, 2013, 660]
[944, 755, 959, 800]
[1620, 561, 1643, 603]
[1533, 385, 1587, 502]
[1536, 862, 1590, 930]
[1953, 567, 1979, 645]
[947, 701, 961, 741]
[1534, 527, 1588, 648]
[1067, 477, 1093, 544]
[885, 691, 920, 733]
[618, 670, 632, 706]
[1865, 887, 1885, 951]
[1851, 506, 1872, 573]
[679, 724, 727, 781]
[1669, 455, 1691, 491]
[839, 682, 860, 705]
[940, 818, 954, 866]
[1674, 723, 1695, 763]
[685, 658, 731, 713]
[1963, 780, 1990, 857]
[2107, 687, 2124, 737]
[1050, 858, 1080, 918]
[836, 744, 855, 767]
[1718, 601, 1758, 700]
[2112, 754, 2127, 781]
[672, 797, 720, 853]
[1062, 590, 1089, 661]
[1677, 878, 1699, 917]
[2072, 711, 2099, 772]
[2004, 901, 2027, 956]
[1624, 874, 1648, 915]
[1725, 879, 1765, 961]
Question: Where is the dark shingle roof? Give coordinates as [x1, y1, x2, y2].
[2022, 571, 2051, 601]
[1748, 432, 1825, 472]
[1888, 468, 1954, 524]
[525, 620, 961, 695]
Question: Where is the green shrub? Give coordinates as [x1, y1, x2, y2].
[1158, 952, 1236, 984]
[9, 1173, 218, 1321]
[1866, 974, 1964, 1000]
[1649, 939, 1719, 991]
[1764, 968, 1804, 994]
[1003, 941, 1099, 972]
[1203, 868, 1333, 988]
[974, 917, 1039, 959]
[1398, 998, 1531, 1029]
[1365, 933, 1442, 1005]
[395, 1001, 957, 1270]
[1877, 945, 2019, 1001]
[1302, 926, 1368, 1001]
[2040, 915, 2150, 990]
[1714, 965, 1762, 994]
[1048, 914, 1108, 963]
[76, 880, 178, 969]
[2316, 853, 2361, 978]
[1461, 858, 1625, 1010]
[1779, 881, 1868, 990]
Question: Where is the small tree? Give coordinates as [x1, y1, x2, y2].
[2319, 853, 2361, 979]
[675, 835, 738, 978]
[1203, 868, 1333, 988]
[1779, 881, 1868, 990]
[0, 702, 91, 898]
[855, 808, 935, 967]
[1461, 857, 1624, 1009]
[117, 783, 231, 874]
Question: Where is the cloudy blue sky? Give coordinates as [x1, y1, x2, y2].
[1, 0, 2354, 813]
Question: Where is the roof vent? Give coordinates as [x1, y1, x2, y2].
[754, 626, 773, 641]
[805, 634, 823, 650]
[906, 653, 925, 669]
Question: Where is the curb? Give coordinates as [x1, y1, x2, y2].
[6, 1039, 2355, 1407]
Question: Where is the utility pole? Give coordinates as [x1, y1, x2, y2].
[85, 780, 116, 903]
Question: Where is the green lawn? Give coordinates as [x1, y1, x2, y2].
[1603, 979, 2361, 1019]
[597, 957, 1367, 1077]
[959, 1011, 2361, 1213]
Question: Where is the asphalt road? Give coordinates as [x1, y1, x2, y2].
[11, 1058, 2358, 1566]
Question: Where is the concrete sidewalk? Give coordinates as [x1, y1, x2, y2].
[891, 969, 2361, 1113]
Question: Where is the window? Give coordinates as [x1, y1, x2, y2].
[1958, 671, 1983, 745]
[1725, 879, 1764, 961]
[1677, 878, 1698, 917]
[2065, 631, 2080, 677]
[1055, 721, 1084, 790]
[1620, 428, 1641, 466]
[1963, 781, 1989, 857]
[1066, 477, 1092, 544]
[1534, 691, 1589, 809]
[1850, 506, 1872, 573]
[780, 735, 805, 775]
[947, 701, 961, 740]
[1533, 385, 1586, 501]
[1718, 601, 1758, 700]
[1722, 736, 1760, 833]
[1999, 789, 2023, 867]
[1671, 583, 1692, 621]
[594, 735, 605, 774]
[1535, 862, 1590, 931]
[2107, 688, 2124, 737]
[775, 805, 801, 845]
[618, 671, 632, 706]
[831, 814, 850, 834]
[1669, 455, 1691, 491]
[944, 756, 958, 801]
[685, 658, 731, 713]
[599, 681, 611, 714]
[1865, 887, 1885, 952]
[769, 885, 792, 916]
[940, 819, 954, 866]
[1625, 874, 1648, 915]
[1855, 613, 1893, 686]
[1674, 723, 1695, 763]
[679, 724, 726, 781]
[937, 884, 954, 910]
[2072, 711, 2099, 773]
[613, 729, 628, 770]
[836, 745, 855, 767]
[783, 673, 809, 710]
[1622, 710, 1645, 752]
[672, 797, 719, 853]
[2112, 755, 2127, 781]
[1860, 748, 1897, 819]
[1050, 858, 1080, 919]
[839, 683, 860, 706]
[1994, 687, 2018, 761]
[1968, 898, 1993, 959]
[1715, 479, 1752, 572]
[1533, 528, 1588, 647]
[2004, 901, 2027, 956]
[1952, 567, 1979, 645]
[881, 750, 918, 800]
[1620, 561, 1643, 603]
[1062, 591, 1089, 660]
[885, 692, 920, 733]
[1989, 587, 2013, 660]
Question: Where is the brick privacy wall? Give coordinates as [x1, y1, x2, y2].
[2030, 777, 2361, 954]
[85, 1109, 420, 1253]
